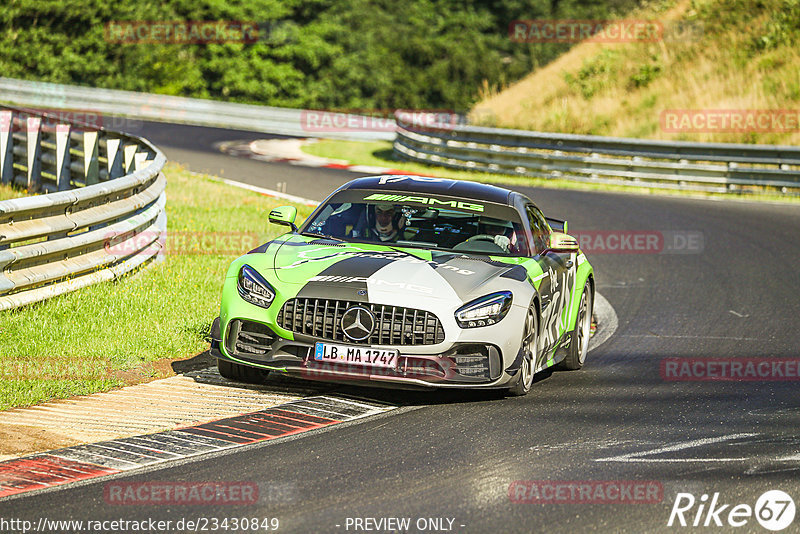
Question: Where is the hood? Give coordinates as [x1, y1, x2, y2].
[266, 235, 528, 303]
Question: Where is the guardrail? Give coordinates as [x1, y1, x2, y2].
[0, 77, 395, 142]
[393, 117, 800, 194]
[0, 105, 166, 311]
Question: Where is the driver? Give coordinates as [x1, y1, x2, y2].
[480, 220, 514, 253]
[370, 203, 402, 242]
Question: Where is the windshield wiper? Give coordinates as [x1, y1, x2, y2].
[301, 232, 348, 243]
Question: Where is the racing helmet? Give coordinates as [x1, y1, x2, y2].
[374, 203, 396, 237]
[480, 218, 513, 236]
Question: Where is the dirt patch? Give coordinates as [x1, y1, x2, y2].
[0, 425, 83, 462]
[111, 350, 215, 387]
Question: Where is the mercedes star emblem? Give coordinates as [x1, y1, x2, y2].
[340, 306, 375, 341]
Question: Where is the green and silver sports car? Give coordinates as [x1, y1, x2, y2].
[209, 175, 594, 395]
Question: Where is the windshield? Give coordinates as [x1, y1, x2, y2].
[301, 189, 530, 256]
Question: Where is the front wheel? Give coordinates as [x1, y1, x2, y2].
[217, 358, 270, 384]
[508, 307, 539, 396]
[560, 281, 593, 370]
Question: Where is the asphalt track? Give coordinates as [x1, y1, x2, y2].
[3, 121, 800, 533]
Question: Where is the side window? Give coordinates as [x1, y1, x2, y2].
[526, 206, 549, 254]
[534, 209, 551, 240]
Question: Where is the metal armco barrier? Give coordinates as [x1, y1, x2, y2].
[393, 116, 800, 194]
[0, 77, 395, 141]
[0, 105, 167, 311]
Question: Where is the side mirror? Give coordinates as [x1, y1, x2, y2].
[547, 232, 579, 253]
[269, 206, 298, 232]
[545, 217, 568, 234]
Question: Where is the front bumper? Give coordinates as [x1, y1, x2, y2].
[210, 317, 512, 389]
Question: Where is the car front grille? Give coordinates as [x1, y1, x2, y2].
[277, 298, 445, 346]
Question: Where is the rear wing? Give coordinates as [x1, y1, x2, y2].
[546, 217, 568, 234]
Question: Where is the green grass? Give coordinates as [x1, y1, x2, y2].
[0, 163, 313, 410]
[0, 183, 27, 201]
[302, 139, 800, 204]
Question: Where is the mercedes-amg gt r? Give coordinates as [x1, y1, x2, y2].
[210, 175, 594, 395]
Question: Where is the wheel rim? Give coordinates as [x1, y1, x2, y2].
[519, 309, 536, 389]
[576, 288, 592, 364]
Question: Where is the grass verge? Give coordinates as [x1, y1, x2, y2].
[302, 139, 800, 204]
[0, 184, 28, 201]
[0, 163, 313, 410]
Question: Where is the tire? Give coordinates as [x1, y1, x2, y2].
[508, 306, 539, 396]
[217, 358, 270, 384]
[560, 281, 593, 370]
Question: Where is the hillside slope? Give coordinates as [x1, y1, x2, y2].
[473, 0, 800, 145]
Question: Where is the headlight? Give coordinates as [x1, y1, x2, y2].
[237, 265, 275, 309]
[455, 291, 513, 328]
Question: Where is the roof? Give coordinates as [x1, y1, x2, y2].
[340, 175, 513, 205]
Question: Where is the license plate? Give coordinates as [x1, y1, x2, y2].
[313, 342, 398, 369]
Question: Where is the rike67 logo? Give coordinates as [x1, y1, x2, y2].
[668, 490, 796, 531]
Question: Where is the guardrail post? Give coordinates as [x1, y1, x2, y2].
[105, 136, 123, 179]
[153, 191, 167, 265]
[0, 110, 12, 185]
[123, 144, 138, 173]
[55, 123, 71, 191]
[82, 130, 99, 185]
[26, 116, 42, 193]
[134, 152, 148, 171]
